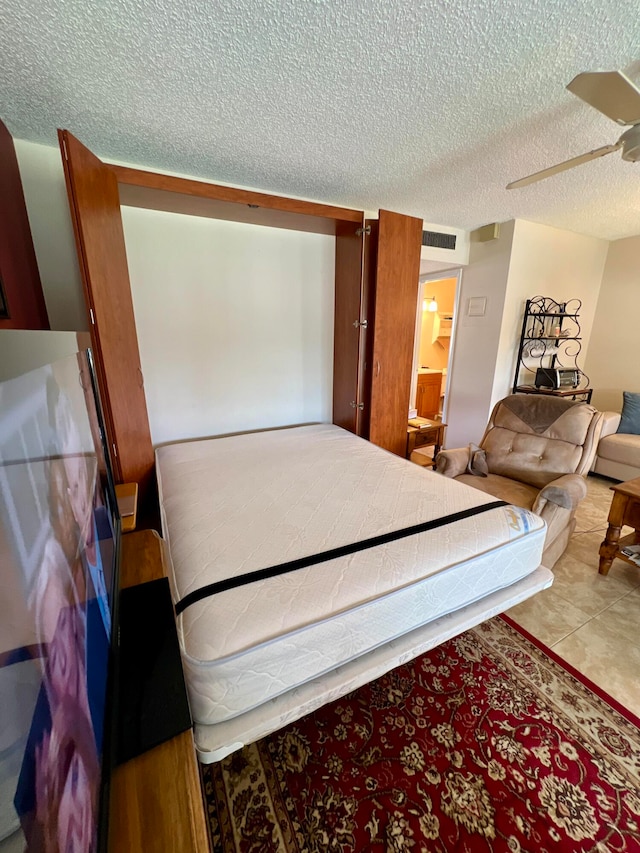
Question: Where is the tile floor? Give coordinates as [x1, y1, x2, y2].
[506, 473, 640, 717]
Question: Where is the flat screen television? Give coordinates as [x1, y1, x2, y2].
[0, 349, 120, 853]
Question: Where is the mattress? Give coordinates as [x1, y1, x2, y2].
[193, 568, 552, 763]
[156, 424, 546, 728]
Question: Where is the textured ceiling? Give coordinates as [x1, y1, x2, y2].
[1, 0, 640, 240]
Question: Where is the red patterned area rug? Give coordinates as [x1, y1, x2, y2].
[202, 616, 640, 852]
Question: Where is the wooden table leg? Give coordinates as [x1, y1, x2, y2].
[406, 430, 417, 458]
[599, 526, 620, 575]
[598, 491, 628, 575]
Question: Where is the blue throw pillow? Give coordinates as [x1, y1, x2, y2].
[617, 391, 640, 435]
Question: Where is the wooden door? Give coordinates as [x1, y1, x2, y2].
[416, 373, 442, 418]
[0, 119, 49, 330]
[368, 209, 423, 456]
[333, 219, 366, 434]
[58, 130, 154, 500]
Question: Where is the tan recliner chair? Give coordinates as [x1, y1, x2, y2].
[435, 395, 604, 569]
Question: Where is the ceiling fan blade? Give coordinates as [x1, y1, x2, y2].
[566, 70, 640, 125]
[506, 143, 622, 190]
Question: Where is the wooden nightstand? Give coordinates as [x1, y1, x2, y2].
[406, 418, 447, 468]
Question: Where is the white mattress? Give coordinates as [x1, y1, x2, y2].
[194, 566, 553, 763]
[156, 424, 546, 727]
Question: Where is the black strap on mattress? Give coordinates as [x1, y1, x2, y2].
[174, 499, 508, 615]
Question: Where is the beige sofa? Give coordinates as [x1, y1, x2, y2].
[592, 412, 640, 481]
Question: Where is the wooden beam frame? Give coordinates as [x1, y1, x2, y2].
[112, 165, 362, 235]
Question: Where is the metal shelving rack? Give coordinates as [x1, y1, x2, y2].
[512, 295, 592, 403]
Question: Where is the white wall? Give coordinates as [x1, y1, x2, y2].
[121, 207, 335, 445]
[445, 221, 515, 449]
[492, 219, 609, 408]
[584, 235, 640, 412]
[445, 219, 608, 450]
[13, 140, 86, 332]
[0, 330, 81, 381]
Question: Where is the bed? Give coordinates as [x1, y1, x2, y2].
[155, 423, 552, 763]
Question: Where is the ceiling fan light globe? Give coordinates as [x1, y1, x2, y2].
[620, 124, 640, 162]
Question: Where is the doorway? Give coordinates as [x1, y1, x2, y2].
[409, 270, 461, 433]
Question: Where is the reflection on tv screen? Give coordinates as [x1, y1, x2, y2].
[0, 353, 118, 852]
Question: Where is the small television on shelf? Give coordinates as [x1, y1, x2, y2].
[0, 349, 120, 853]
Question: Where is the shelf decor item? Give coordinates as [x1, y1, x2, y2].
[512, 296, 592, 403]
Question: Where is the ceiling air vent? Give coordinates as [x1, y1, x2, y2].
[422, 230, 456, 250]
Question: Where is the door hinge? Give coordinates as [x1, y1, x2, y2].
[89, 308, 95, 325]
[112, 443, 118, 458]
[350, 401, 365, 410]
[355, 225, 372, 237]
[353, 319, 368, 329]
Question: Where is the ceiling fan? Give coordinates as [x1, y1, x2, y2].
[507, 69, 640, 189]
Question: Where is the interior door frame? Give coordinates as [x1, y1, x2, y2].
[410, 268, 463, 424]
[441, 268, 463, 424]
